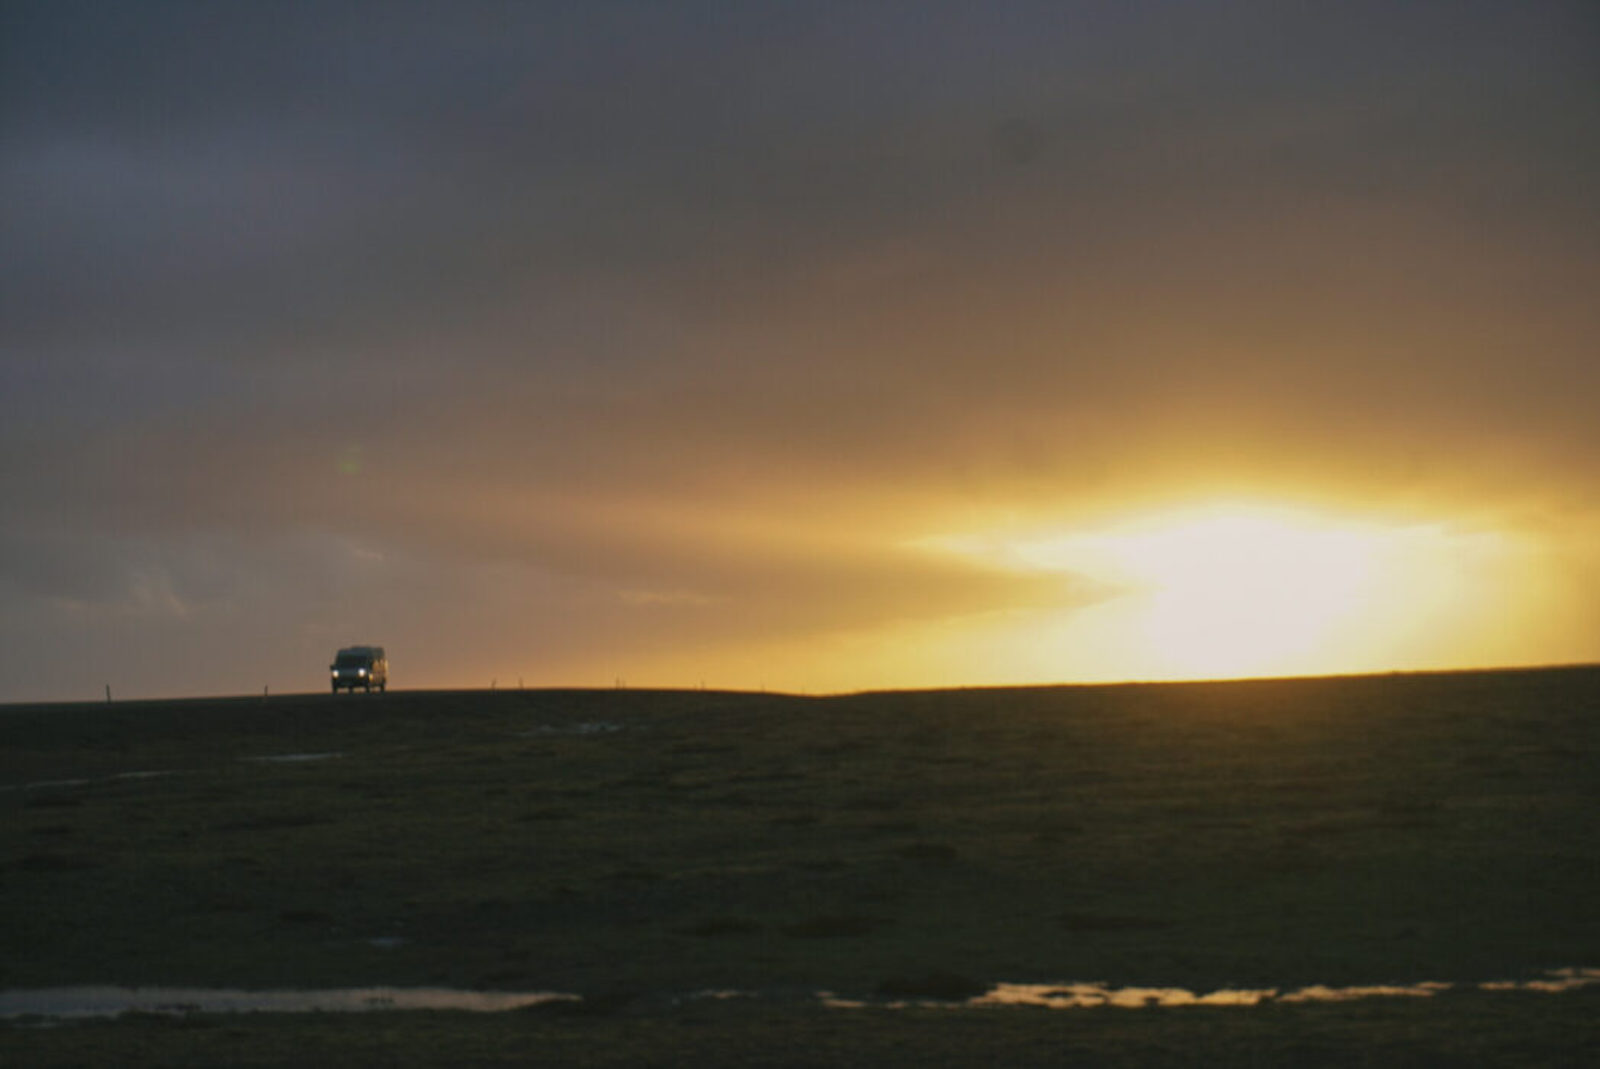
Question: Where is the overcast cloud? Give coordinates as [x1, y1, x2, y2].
[3, 1, 1597, 699]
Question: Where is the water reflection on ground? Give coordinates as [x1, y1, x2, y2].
[961, 980, 1459, 1008]
[0, 770, 179, 793]
[965, 983, 1280, 1008]
[858, 969, 1600, 1009]
[517, 721, 627, 736]
[4, 970, 1595, 1020]
[0, 986, 577, 1019]
[2, 755, 341, 794]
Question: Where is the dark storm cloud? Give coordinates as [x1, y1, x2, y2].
[8, 2, 1594, 372]
[3, 1, 1598, 697]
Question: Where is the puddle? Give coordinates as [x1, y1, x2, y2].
[967, 983, 1279, 1008]
[1, 771, 178, 793]
[2, 757, 338, 793]
[1480, 969, 1600, 994]
[1, 778, 94, 792]
[1276, 982, 1453, 1003]
[964, 971, 1595, 1009]
[3, 754, 343, 794]
[518, 722, 626, 736]
[833, 970, 1600, 1010]
[0, 987, 577, 1019]
[4, 970, 1595, 1021]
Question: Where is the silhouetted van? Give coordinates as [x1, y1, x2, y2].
[331, 646, 387, 693]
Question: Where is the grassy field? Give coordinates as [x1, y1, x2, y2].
[3, 668, 1598, 1064]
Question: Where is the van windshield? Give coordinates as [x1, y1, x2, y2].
[334, 653, 370, 667]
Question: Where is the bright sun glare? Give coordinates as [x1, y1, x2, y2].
[1028, 507, 1386, 677]
[922, 502, 1530, 683]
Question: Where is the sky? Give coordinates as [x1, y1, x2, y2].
[2, 1, 1598, 701]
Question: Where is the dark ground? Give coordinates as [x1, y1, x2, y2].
[3, 667, 1598, 1065]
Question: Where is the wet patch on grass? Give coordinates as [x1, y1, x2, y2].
[519, 722, 626, 737]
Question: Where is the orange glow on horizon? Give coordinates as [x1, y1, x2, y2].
[888, 499, 1567, 688]
[457, 496, 1598, 699]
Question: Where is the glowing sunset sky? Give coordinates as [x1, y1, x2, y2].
[2, 2, 1597, 700]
